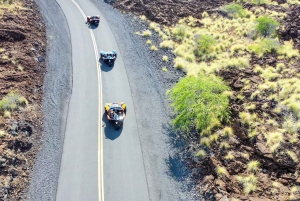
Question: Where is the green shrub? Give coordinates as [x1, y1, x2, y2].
[168, 74, 230, 134]
[252, 0, 266, 5]
[256, 16, 279, 37]
[222, 3, 245, 18]
[194, 34, 217, 56]
[248, 38, 280, 57]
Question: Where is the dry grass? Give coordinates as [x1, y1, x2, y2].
[162, 67, 168, 72]
[200, 137, 211, 147]
[139, 15, 147, 20]
[0, 0, 24, 17]
[209, 133, 219, 142]
[160, 40, 174, 49]
[216, 166, 228, 178]
[225, 151, 235, 160]
[150, 45, 158, 51]
[247, 161, 260, 173]
[236, 174, 258, 194]
[195, 149, 206, 157]
[162, 55, 168, 62]
[4, 110, 11, 118]
[239, 112, 257, 125]
[0, 130, 5, 138]
[219, 141, 230, 150]
[287, 151, 298, 163]
[265, 131, 283, 152]
[222, 126, 233, 137]
[17, 65, 23, 71]
[142, 30, 152, 37]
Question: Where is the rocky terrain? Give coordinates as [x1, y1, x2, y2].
[0, 0, 46, 200]
[113, 0, 232, 25]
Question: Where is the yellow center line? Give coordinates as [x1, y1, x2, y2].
[70, 1, 104, 201]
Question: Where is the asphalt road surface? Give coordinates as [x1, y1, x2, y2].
[55, 0, 149, 201]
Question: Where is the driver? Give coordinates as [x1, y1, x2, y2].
[107, 109, 115, 120]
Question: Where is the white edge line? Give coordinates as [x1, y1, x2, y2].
[70, 1, 104, 201]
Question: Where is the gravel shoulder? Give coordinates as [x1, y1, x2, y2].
[92, 1, 199, 200]
[27, 0, 72, 200]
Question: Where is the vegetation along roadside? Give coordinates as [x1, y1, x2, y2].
[131, 0, 300, 200]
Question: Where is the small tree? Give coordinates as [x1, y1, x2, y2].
[168, 74, 230, 134]
[256, 16, 279, 37]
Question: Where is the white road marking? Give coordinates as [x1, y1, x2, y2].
[70, 1, 104, 201]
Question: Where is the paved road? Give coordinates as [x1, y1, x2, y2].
[56, 0, 149, 201]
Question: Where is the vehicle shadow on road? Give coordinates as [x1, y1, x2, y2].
[86, 22, 98, 30]
[102, 113, 122, 140]
[99, 59, 113, 72]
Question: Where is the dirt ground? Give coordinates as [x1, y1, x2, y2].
[111, 0, 300, 200]
[0, 0, 46, 200]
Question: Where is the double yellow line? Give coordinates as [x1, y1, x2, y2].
[71, 1, 104, 200]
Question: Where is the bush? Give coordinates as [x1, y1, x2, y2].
[252, 0, 266, 5]
[248, 38, 280, 57]
[168, 74, 230, 134]
[194, 34, 216, 56]
[256, 16, 279, 37]
[223, 3, 245, 18]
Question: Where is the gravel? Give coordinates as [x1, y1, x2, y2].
[27, 0, 72, 200]
[91, 1, 199, 200]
